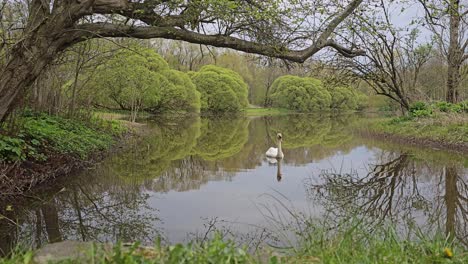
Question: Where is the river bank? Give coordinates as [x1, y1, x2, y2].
[0, 112, 133, 198]
[3, 221, 466, 264]
[0, 112, 467, 263]
[360, 113, 468, 154]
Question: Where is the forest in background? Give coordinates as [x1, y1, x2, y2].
[0, 0, 467, 122]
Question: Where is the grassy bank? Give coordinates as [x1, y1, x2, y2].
[2, 223, 466, 263]
[244, 107, 293, 116]
[361, 113, 468, 153]
[0, 112, 128, 196]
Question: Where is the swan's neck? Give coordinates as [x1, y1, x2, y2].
[277, 139, 283, 158]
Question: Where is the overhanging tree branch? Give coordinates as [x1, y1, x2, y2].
[68, 23, 365, 63]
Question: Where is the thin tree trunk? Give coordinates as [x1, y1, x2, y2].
[446, 0, 461, 103]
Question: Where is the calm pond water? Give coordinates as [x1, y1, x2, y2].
[1, 114, 467, 254]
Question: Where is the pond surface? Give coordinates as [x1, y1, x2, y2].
[1, 114, 467, 255]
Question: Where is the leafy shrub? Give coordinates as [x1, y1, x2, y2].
[190, 65, 249, 112]
[269, 75, 331, 112]
[433, 101, 462, 113]
[23, 115, 115, 159]
[411, 109, 433, 118]
[0, 135, 29, 161]
[458, 100, 468, 113]
[409, 101, 429, 112]
[409, 101, 432, 118]
[1, 130, 46, 162]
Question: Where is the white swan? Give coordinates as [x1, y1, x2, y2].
[266, 133, 284, 159]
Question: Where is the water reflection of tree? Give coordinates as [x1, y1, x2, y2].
[307, 152, 467, 245]
[144, 157, 236, 192]
[438, 167, 467, 245]
[192, 117, 249, 160]
[0, 171, 161, 255]
[102, 117, 202, 184]
[268, 115, 332, 149]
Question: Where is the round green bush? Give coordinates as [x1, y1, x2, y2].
[89, 47, 200, 113]
[190, 65, 249, 112]
[269, 75, 331, 112]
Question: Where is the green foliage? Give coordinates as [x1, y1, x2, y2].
[267, 114, 356, 149]
[458, 100, 468, 113]
[0, 113, 125, 162]
[411, 109, 433, 118]
[409, 101, 432, 117]
[409, 101, 428, 112]
[388, 115, 414, 124]
[190, 65, 249, 112]
[294, 223, 467, 264]
[434, 101, 462, 113]
[159, 233, 250, 263]
[192, 117, 249, 160]
[408, 101, 467, 118]
[3, 224, 467, 264]
[0, 135, 40, 162]
[371, 115, 468, 144]
[269, 75, 331, 112]
[354, 91, 369, 110]
[106, 117, 201, 184]
[90, 47, 200, 113]
[328, 86, 358, 110]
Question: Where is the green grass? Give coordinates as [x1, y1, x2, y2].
[243, 107, 293, 116]
[0, 112, 128, 162]
[1, 224, 466, 264]
[366, 113, 468, 144]
[93, 108, 152, 118]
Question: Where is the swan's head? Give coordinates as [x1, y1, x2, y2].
[277, 133, 283, 140]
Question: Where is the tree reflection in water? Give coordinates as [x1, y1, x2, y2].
[307, 152, 467, 245]
[1, 114, 466, 256]
[0, 172, 161, 256]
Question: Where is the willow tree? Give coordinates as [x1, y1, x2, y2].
[89, 48, 201, 118]
[0, 0, 365, 122]
[269, 75, 332, 111]
[190, 65, 248, 112]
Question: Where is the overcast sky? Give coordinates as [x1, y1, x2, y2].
[389, 1, 433, 43]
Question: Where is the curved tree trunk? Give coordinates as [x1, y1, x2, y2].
[0, 46, 56, 121]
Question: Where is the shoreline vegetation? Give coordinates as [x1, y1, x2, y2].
[361, 102, 468, 154]
[1, 108, 467, 263]
[0, 112, 130, 198]
[361, 116, 468, 154]
[1, 106, 467, 199]
[2, 221, 467, 264]
[2, 0, 468, 262]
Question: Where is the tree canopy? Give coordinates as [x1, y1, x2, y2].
[268, 75, 368, 112]
[0, 0, 365, 121]
[269, 75, 332, 112]
[190, 65, 249, 112]
[88, 48, 201, 114]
